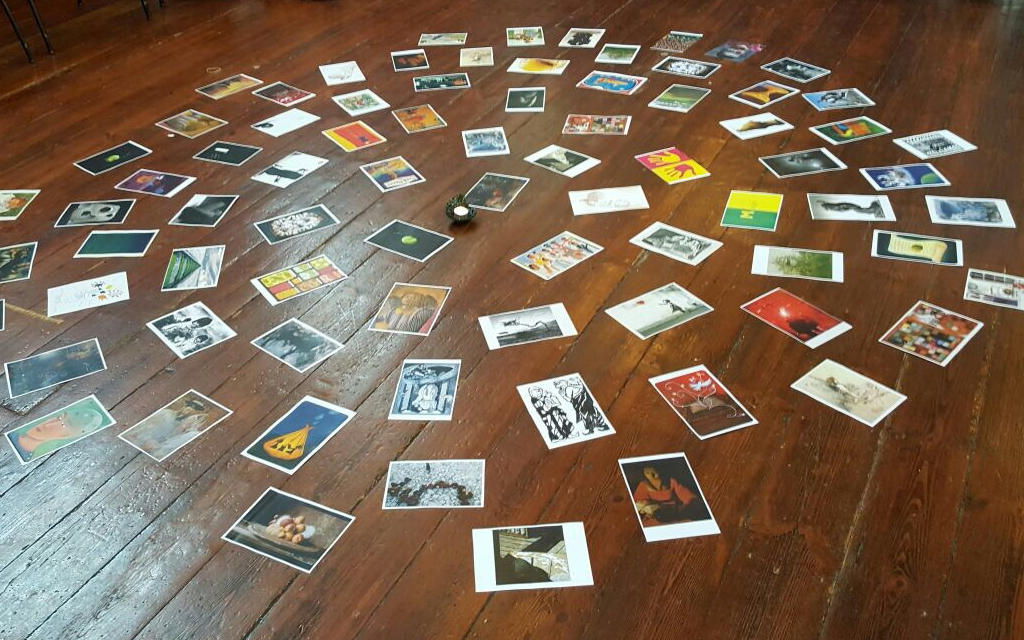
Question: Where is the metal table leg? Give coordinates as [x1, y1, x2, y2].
[23, 0, 53, 55]
[1, 0, 33, 62]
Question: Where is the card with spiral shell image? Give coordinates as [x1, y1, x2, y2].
[254, 204, 341, 245]
[242, 396, 355, 475]
[222, 487, 354, 574]
[719, 112, 794, 140]
[388, 359, 461, 420]
[791, 359, 906, 427]
[517, 373, 614, 449]
[383, 459, 484, 509]
[649, 365, 758, 439]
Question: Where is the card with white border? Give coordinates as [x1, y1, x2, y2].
[629, 222, 722, 266]
[241, 396, 355, 474]
[383, 459, 484, 508]
[791, 359, 906, 427]
[517, 373, 614, 449]
[118, 389, 233, 461]
[472, 522, 593, 591]
[925, 195, 1014, 228]
[388, 359, 461, 421]
[752, 245, 844, 282]
[251, 318, 344, 373]
[478, 303, 577, 350]
[618, 452, 719, 542]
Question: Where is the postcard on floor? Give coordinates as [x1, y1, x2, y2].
[647, 84, 711, 113]
[74, 140, 151, 175]
[252, 318, 343, 373]
[861, 163, 951, 191]
[760, 148, 846, 179]
[636, 147, 709, 184]
[169, 194, 239, 227]
[517, 373, 614, 449]
[506, 87, 545, 112]
[364, 219, 452, 262]
[871, 230, 963, 266]
[964, 268, 1024, 311]
[147, 301, 235, 359]
[333, 89, 390, 116]
[6, 395, 115, 464]
[761, 57, 830, 83]
[162, 245, 225, 291]
[460, 47, 494, 67]
[803, 88, 874, 111]
[252, 109, 320, 137]
[251, 152, 328, 188]
[810, 116, 891, 145]
[569, 185, 648, 216]
[196, 73, 262, 99]
[792, 359, 906, 428]
[48, 271, 129, 316]
[925, 195, 1014, 228]
[562, 114, 630, 135]
[318, 61, 365, 85]
[472, 522, 593, 592]
[705, 40, 764, 61]
[511, 231, 602, 280]
[4, 338, 106, 398]
[255, 205, 340, 245]
[651, 57, 720, 79]
[524, 145, 600, 178]
[577, 70, 648, 95]
[463, 127, 510, 157]
[360, 156, 425, 192]
[243, 396, 355, 474]
[630, 222, 722, 266]
[0, 190, 39, 222]
[118, 390, 232, 462]
[729, 80, 799, 109]
[222, 487, 354, 573]
[419, 32, 467, 46]
[383, 459, 483, 508]
[560, 27, 605, 48]
[596, 43, 640, 64]
[465, 172, 529, 211]
[742, 287, 851, 348]
[806, 193, 897, 222]
[155, 109, 226, 138]
[115, 169, 195, 198]
[253, 81, 315, 107]
[392, 104, 447, 133]
[880, 301, 982, 366]
[478, 303, 577, 350]
[74, 230, 158, 258]
[388, 359, 461, 421]
[719, 112, 793, 140]
[413, 73, 471, 92]
[619, 452, 719, 542]
[322, 121, 386, 152]
[893, 130, 976, 160]
[507, 58, 570, 75]
[721, 190, 784, 231]
[507, 27, 544, 47]
[0, 241, 37, 283]
[370, 282, 451, 336]
[56, 199, 136, 227]
[650, 366, 757, 439]
[752, 245, 844, 282]
[391, 48, 429, 72]
[606, 283, 713, 340]
[251, 255, 347, 306]
[193, 141, 262, 166]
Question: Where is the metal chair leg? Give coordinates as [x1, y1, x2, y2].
[140, 0, 150, 20]
[1, 0, 33, 62]
[24, 0, 53, 55]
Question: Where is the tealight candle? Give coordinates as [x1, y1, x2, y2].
[445, 194, 477, 224]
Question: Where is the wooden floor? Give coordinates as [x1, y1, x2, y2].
[1, 0, 1023, 638]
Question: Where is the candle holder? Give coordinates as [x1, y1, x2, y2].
[445, 194, 477, 224]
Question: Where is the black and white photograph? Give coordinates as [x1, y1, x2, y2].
[651, 56, 720, 79]
[524, 144, 601, 178]
[606, 283, 714, 340]
[383, 459, 483, 509]
[761, 56, 831, 82]
[806, 193, 897, 221]
[251, 151, 329, 188]
[54, 199, 135, 228]
[803, 87, 875, 111]
[147, 301, 237, 359]
[629, 221, 723, 266]
[250, 108, 321, 137]
[618, 452, 720, 542]
[193, 141, 263, 166]
[478, 303, 578, 349]
[892, 129, 977, 159]
[254, 204, 341, 244]
[505, 87, 546, 112]
[4, 338, 107, 398]
[364, 219, 453, 262]
[517, 373, 614, 448]
[168, 194, 239, 227]
[388, 359, 461, 420]
[759, 148, 847, 178]
[472, 522, 593, 592]
[251, 318, 344, 373]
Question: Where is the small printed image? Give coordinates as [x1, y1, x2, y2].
[576, 70, 647, 95]
[74, 230, 158, 258]
[383, 459, 484, 509]
[567, 186, 649, 216]
[413, 73, 471, 92]
[506, 88, 546, 112]
[559, 27, 605, 48]
[806, 193, 896, 222]
[963, 268, 1024, 311]
[250, 255, 347, 306]
[4, 338, 107, 398]
[391, 48, 429, 72]
[507, 27, 545, 47]
[0, 241, 37, 283]
[253, 81, 315, 106]
[761, 57, 830, 83]
[359, 156, 426, 192]
[169, 194, 239, 227]
[729, 80, 799, 109]
[649, 365, 758, 439]
[460, 47, 494, 67]
[705, 40, 764, 61]
[6, 395, 115, 464]
[524, 144, 600, 178]
[635, 147, 709, 184]
[251, 152, 329, 188]
[369, 283, 451, 336]
[651, 56, 720, 79]
[322, 121, 387, 152]
[803, 88, 874, 111]
[388, 359, 461, 421]
[118, 390, 232, 462]
[318, 61, 365, 85]
[465, 173, 529, 212]
[161, 245, 225, 291]
[647, 84, 711, 113]
[606, 282, 713, 339]
[146, 301, 236, 359]
[651, 31, 702, 53]
[196, 73, 262, 99]
[810, 116, 891, 145]
[517, 373, 614, 449]
[719, 112, 793, 140]
[562, 114, 631, 135]
[618, 453, 719, 542]
[629, 222, 721, 266]
[595, 43, 640, 65]
[364, 219, 452, 262]
[925, 196, 1014, 228]
[472, 522, 594, 591]
[462, 126, 510, 157]
[871, 230, 962, 266]
[742, 288, 851, 349]
[791, 359, 906, 427]
[155, 109, 227, 138]
[333, 89, 390, 116]
[511, 231, 602, 280]
[115, 169, 195, 198]
[251, 319, 344, 373]
[193, 141, 262, 166]
[74, 141, 151, 175]
[879, 301, 982, 366]
[751, 245, 844, 282]
[893, 130, 976, 160]
[255, 204, 340, 244]
[760, 148, 847, 179]
[478, 303, 577, 350]
[720, 190, 784, 231]
[418, 32, 468, 46]
[242, 396, 355, 474]
[392, 104, 447, 133]
[507, 58, 570, 75]
[0, 190, 40, 221]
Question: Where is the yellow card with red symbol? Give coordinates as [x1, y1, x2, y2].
[634, 147, 710, 185]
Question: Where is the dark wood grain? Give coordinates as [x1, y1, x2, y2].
[1, 0, 1022, 638]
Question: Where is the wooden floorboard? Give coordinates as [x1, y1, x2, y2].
[1, 0, 1022, 638]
